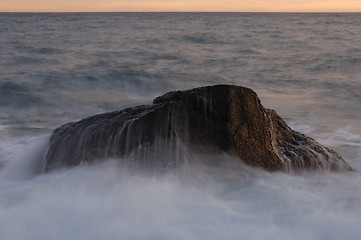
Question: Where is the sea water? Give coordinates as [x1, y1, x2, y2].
[0, 13, 360, 240]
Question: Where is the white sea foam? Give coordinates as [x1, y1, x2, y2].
[0, 136, 48, 181]
[1, 151, 361, 240]
[317, 127, 361, 148]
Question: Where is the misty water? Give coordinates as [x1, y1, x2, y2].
[0, 13, 361, 239]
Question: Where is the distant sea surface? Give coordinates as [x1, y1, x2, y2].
[0, 13, 361, 240]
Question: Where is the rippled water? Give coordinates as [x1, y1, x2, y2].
[0, 13, 361, 240]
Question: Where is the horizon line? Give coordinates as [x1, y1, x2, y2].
[1, 11, 361, 13]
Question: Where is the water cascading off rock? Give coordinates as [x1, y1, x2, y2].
[44, 85, 354, 172]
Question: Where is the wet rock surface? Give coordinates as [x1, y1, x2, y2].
[44, 85, 354, 172]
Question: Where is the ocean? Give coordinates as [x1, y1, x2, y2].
[0, 13, 360, 239]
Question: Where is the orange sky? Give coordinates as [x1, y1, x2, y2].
[1, 0, 361, 12]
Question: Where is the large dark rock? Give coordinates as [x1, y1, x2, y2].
[44, 85, 353, 172]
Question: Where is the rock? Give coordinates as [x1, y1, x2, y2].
[44, 85, 354, 172]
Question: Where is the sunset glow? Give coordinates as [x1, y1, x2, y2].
[1, 0, 361, 12]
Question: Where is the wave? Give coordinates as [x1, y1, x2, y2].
[183, 33, 228, 45]
[0, 82, 45, 109]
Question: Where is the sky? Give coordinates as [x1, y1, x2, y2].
[1, 0, 361, 12]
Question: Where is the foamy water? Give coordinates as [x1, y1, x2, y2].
[0, 13, 361, 239]
[1, 148, 361, 240]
